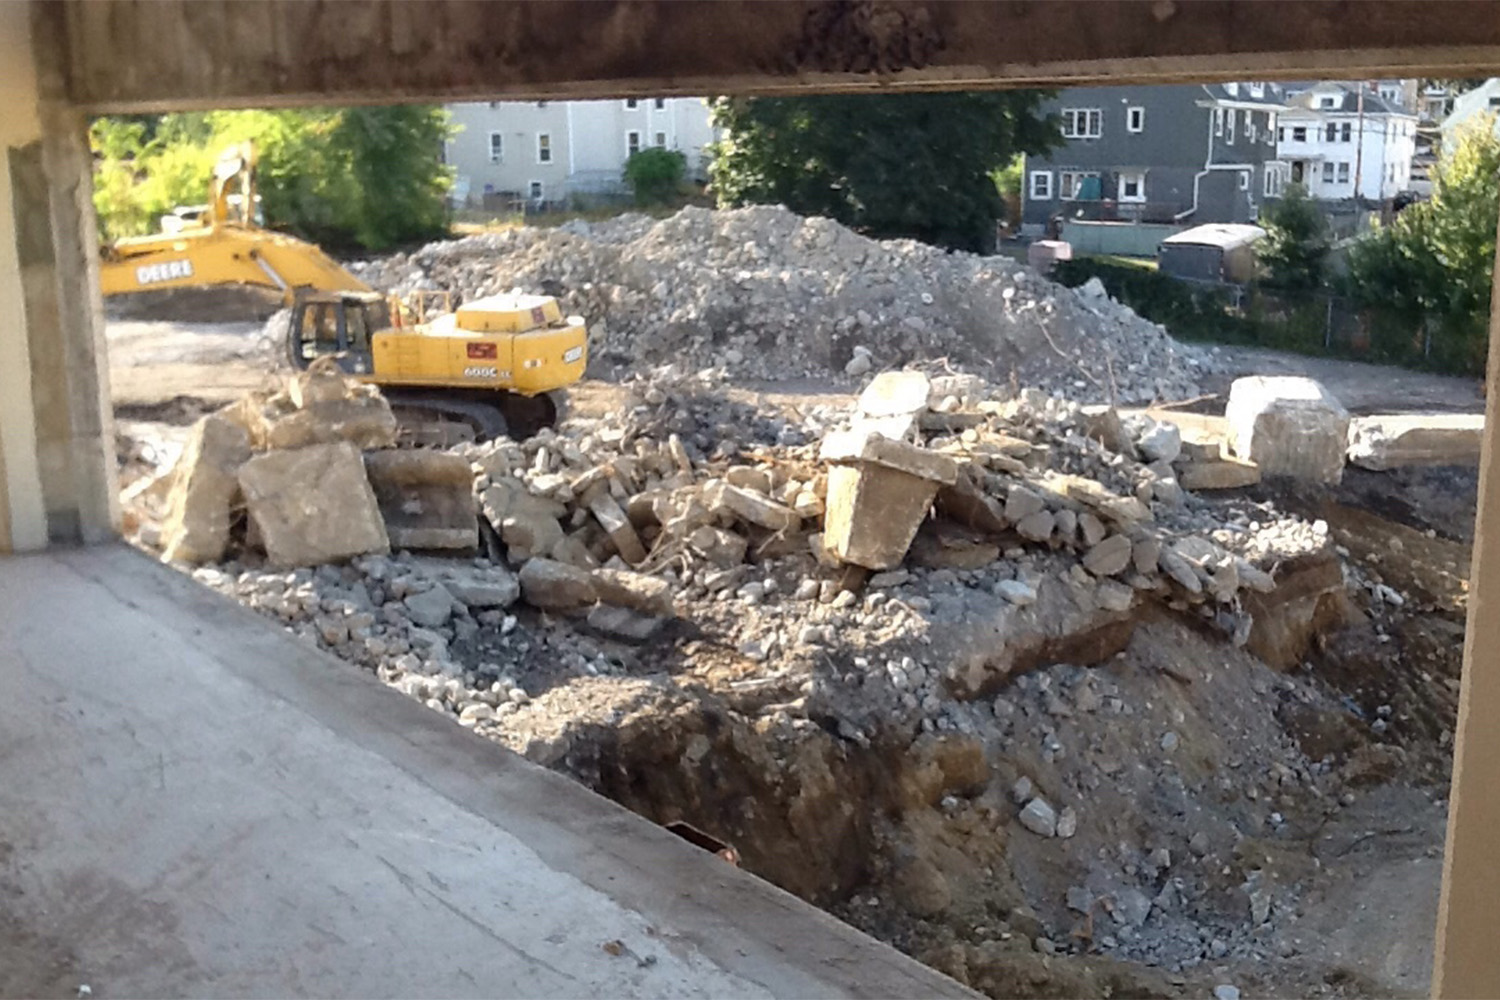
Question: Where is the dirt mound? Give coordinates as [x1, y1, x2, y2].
[352, 206, 1222, 403]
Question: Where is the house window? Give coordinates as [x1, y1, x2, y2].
[488, 101, 500, 109]
[536, 133, 552, 163]
[1126, 106, 1145, 133]
[1225, 82, 1240, 96]
[1326, 122, 1338, 142]
[528, 180, 543, 200]
[1490, 96, 1500, 108]
[1226, 109, 1236, 144]
[1059, 171, 1099, 199]
[654, 98, 666, 110]
[1322, 161, 1335, 183]
[1118, 171, 1145, 202]
[1278, 127, 1286, 143]
[1214, 108, 1224, 136]
[626, 130, 641, 156]
[1250, 82, 1265, 98]
[625, 98, 639, 109]
[1264, 166, 1278, 197]
[1061, 108, 1103, 139]
[1341, 122, 1352, 142]
[1029, 171, 1053, 200]
[654, 131, 667, 148]
[536, 100, 548, 109]
[1320, 95, 1339, 109]
[1292, 126, 1307, 142]
[1245, 112, 1255, 139]
[488, 132, 503, 164]
[1337, 161, 1350, 183]
[1239, 170, 1250, 191]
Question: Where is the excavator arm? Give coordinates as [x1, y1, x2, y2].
[98, 141, 371, 304]
[99, 225, 371, 304]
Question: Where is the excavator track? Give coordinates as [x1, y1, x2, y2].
[381, 387, 564, 446]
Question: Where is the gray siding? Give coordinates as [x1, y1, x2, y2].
[1024, 84, 1283, 230]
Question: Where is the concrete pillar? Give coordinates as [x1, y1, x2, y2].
[1432, 208, 1500, 998]
[0, 2, 118, 551]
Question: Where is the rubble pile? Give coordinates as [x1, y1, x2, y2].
[350, 206, 1221, 402]
[128, 363, 1405, 1000]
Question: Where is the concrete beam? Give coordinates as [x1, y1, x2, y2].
[52, 0, 1500, 113]
[1432, 210, 1500, 999]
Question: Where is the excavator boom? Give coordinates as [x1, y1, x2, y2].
[100, 224, 371, 304]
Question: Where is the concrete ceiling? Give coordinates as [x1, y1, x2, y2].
[45, 0, 1500, 113]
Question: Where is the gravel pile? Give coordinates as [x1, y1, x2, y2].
[351, 205, 1222, 403]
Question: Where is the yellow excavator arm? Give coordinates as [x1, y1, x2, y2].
[98, 142, 370, 304]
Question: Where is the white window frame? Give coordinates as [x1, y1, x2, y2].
[1263, 164, 1281, 197]
[1337, 161, 1351, 183]
[1322, 161, 1336, 183]
[1278, 127, 1286, 143]
[536, 132, 552, 164]
[1126, 106, 1145, 133]
[528, 180, 544, 200]
[1292, 125, 1307, 142]
[1029, 171, 1053, 200]
[1325, 122, 1337, 142]
[1059, 170, 1100, 200]
[1239, 170, 1250, 191]
[1249, 82, 1265, 99]
[1060, 108, 1103, 139]
[653, 98, 666, 110]
[488, 131, 503, 164]
[1213, 108, 1224, 136]
[626, 130, 642, 157]
[654, 131, 667, 148]
[1117, 170, 1146, 202]
[1245, 111, 1254, 139]
[1226, 109, 1236, 145]
[624, 98, 639, 110]
[1341, 122, 1352, 142]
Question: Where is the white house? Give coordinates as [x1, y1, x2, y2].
[444, 98, 719, 207]
[1441, 78, 1500, 151]
[1275, 82, 1417, 201]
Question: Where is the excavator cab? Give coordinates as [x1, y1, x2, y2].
[286, 290, 391, 376]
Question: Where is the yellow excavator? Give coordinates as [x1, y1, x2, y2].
[99, 143, 586, 438]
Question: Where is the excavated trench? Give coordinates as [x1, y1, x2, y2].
[502, 501, 1463, 1000]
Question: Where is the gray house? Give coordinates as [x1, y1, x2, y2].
[1022, 83, 1290, 235]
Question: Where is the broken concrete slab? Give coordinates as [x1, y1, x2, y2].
[518, 558, 598, 611]
[711, 483, 800, 533]
[481, 481, 567, 559]
[858, 370, 932, 418]
[687, 525, 749, 567]
[364, 450, 477, 551]
[593, 567, 675, 616]
[1177, 458, 1261, 491]
[238, 442, 390, 568]
[819, 430, 959, 485]
[160, 412, 252, 565]
[588, 493, 648, 565]
[242, 389, 400, 452]
[1346, 413, 1484, 470]
[586, 604, 665, 642]
[404, 583, 457, 629]
[410, 558, 520, 609]
[1226, 377, 1349, 485]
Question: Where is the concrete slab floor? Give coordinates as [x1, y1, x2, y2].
[0, 544, 973, 999]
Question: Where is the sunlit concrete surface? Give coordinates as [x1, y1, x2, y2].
[0, 544, 971, 998]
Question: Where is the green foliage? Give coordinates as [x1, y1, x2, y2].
[90, 106, 454, 251]
[622, 147, 688, 206]
[1257, 184, 1329, 291]
[1344, 115, 1500, 373]
[708, 92, 1060, 252]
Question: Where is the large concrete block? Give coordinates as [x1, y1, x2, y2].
[238, 442, 390, 567]
[1347, 414, 1484, 470]
[160, 412, 252, 564]
[821, 432, 958, 571]
[1226, 377, 1349, 485]
[364, 450, 476, 551]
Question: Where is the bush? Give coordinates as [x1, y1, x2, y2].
[623, 148, 687, 206]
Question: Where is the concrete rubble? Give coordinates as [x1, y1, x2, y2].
[351, 205, 1223, 403]
[117, 355, 1460, 1000]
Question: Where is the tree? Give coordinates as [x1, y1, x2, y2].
[90, 106, 454, 251]
[1257, 183, 1330, 291]
[623, 147, 687, 206]
[1345, 115, 1500, 370]
[708, 92, 1060, 252]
